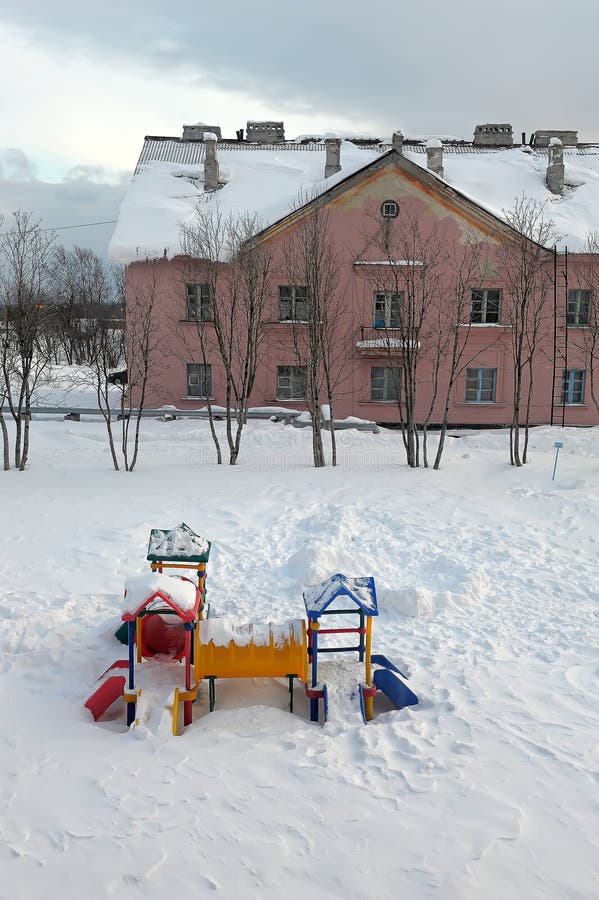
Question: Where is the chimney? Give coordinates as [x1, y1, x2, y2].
[392, 130, 404, 153]
[546, 138, 564, 195]
[246, 121, 285, 143]
[533, 129, 578, 147]
[203, 133, 219, 191]
[183, 122, 222, 140]
[473, 124, 513, 147]
[325, 136, 342, 178]
[426, 139, 444, 178]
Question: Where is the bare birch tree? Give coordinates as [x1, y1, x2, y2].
[0, 366, 9, 470]
[280, 197, 347, 468]
[120, 261, 165, 471]
[87, 260, 162, 471]
[171, 289, 223, 464]
[500, 197, 556, 466]
[431, 235, 494, 469]
[0, 213, 9, 470]
[88, 302, 126, 471]
[0, 211, 55, 469]
[359, 207, 448, 467]
[52, 246, 117, 365]
[180, 206, 273, 465]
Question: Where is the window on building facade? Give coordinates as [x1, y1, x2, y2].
[373, 291, 402, 328]
[561, 369, 585, 404]
[465, 367, 497, 402]
[186, 283, 213, 321]
[567, 289, 592, 326]
[370, 366, 400, 401]
[470, 289, 501, 324]
[380, 200, 399, 219]
[278, 286, 309, 321]
[276, 365, 307, 400]
[187, 363, 212, 398]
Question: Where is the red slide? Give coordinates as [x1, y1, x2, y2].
[84, 660, 128, 720]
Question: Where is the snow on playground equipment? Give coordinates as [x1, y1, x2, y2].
[85, 529, 417, 734]
[303, 574, 418, 723]
[85, 523, 211, 731]
[121, 572, 203, 729]
[194, 618, 307, 713]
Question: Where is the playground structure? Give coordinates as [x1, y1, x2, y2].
[85, 524, 418, 734]
[304, 574, 378, 723]
[303, 573, 418, 723]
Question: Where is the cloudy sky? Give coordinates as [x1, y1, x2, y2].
[1, 0, 597, 258]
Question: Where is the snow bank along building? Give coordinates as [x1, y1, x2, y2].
[109, 120, 599, 427]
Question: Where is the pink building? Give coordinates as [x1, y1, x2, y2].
[110, 123, 599, 427]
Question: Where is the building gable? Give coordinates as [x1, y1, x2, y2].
[254, 150, 527, 249]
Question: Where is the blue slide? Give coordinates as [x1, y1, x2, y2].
[370, 654, 408, 678]
[373, 667, 418, 710]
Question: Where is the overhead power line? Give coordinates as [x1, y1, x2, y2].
[0, 218, 118, 236]
[44, 219, 118, 232]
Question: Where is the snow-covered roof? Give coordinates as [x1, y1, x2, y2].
[109, 140, 380, 264]
[303, 573, 378, 618]
[122, 572, 200, 621]
[108, 137, 599, 265]
[147, 522, 211, 562]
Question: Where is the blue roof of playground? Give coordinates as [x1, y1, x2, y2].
[303, 573, 378, 618]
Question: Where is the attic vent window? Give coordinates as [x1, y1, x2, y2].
[381, 200, 399, 219]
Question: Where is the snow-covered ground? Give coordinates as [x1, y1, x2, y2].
[1, 413, 598, 899]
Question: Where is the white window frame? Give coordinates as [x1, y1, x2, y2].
[373, 291, 402, 329]
[561, 369, 585, 404]
[187, 363, 212, 398]
[370, 366, 400, 401]
[380, 200, 399, 219]
[465, 367, 497, 402]
[278, 286, 309, 322]
[470, 289, 501, 324]
[186, 283, 213, 321]
[567, 289, 592, 326]
[276, 365, 307, 400]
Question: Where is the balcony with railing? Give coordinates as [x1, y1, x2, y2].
[356, 323, 416, 351]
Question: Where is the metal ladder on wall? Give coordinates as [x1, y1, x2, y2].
[551, 247, 569, 426]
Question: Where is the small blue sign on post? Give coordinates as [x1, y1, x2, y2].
[552, 441, 564, 481]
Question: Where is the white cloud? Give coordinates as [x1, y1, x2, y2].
[2, 0, 599, 148]
[2, 0, 599, 259]
[0, 149, 128, 258]
[0, 21, 376, 181]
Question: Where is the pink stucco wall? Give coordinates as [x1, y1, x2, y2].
[125, 162, 599, 428]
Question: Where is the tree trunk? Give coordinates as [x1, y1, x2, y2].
[511, 362, 523, 467]
[511, 421, 522, 467]
[206, 402, 222, 464]
[19, 397, 32, 471]
[14, 416, 22, 470]
[311, 408, 325, 468]
[433, 424, 447, 470]
[405, 421, 418, 468]
[522, 359, 534, 464]
[128, 410, 144, 472]
[329, 414, 337, 467]
[0, 409, 9, 470]
[434, 395, 453, 470]
[105, 416, 120, 471]
[224, 379, 236, 465]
